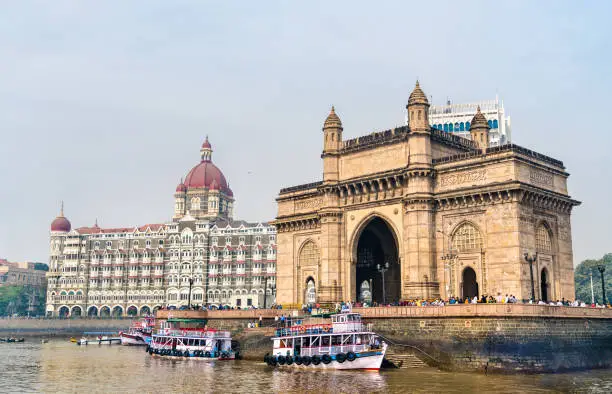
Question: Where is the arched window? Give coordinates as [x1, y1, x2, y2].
[459, 122, 465, 131]
[449, 123, 454, 132]
[492, 119, 499, 129]
[299, 241, 319, 267]
[191, 197, 201, 211]
[466, 121, 470, 129]
[451, 222, 483, 252]
[443, 123, 449, 132]
[454, 122, 460, 131]
[536, 224, 552, 253]
[487, 120, 493, 128]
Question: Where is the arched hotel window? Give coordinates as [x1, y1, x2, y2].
[449, 123, 454, 132]
[454, 122, 460, 131]
[459, 122, 465, 131]
[299, 241, 320, 268]
[466, 121, 471, 129]
[492, 119, 499, 129]
[452, 222, 483, 253]
[488, 120, 493, 128]
[191, 197, 201, 211]
[536, 224, 552, 253]
[443, 124, 449, 132]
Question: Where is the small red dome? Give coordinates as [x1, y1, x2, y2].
[176, 182, 187, 193]
[51, 216, 71, 232]
[184, 161, 229, 191]
[202, 136, 212, 149]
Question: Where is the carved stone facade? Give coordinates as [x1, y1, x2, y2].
[273, 82, 580, 305]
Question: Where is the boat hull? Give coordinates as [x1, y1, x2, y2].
[120, 333, 147, 346]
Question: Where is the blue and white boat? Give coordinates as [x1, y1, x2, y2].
[264, 312, 387, 370]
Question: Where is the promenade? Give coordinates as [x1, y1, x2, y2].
[156, 304, 612, 321]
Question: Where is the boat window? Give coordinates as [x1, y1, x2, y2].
[321, 336, 330, 347]
[331, 336, 341, 346]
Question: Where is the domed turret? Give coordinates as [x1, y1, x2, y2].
[323, 106, 343, 130]
[51, 203, 71, 232]
[469, 106, 491, 152]
[408, 80, 429, 106]
[176, 179, 187, 193]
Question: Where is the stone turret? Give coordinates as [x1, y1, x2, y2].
[469, 106, 491, 152]
[407, 81, 430, 133]
[322, 106, 343, 183]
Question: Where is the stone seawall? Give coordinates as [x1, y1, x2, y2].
[156, 305, 612, 372]
[0, 318, 132, 337]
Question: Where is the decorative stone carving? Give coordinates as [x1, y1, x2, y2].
[529, 170, 553, 187]
[295, 198, 323, 211]
[439, 169, 486, 187]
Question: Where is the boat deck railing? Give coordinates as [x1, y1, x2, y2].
[274, 323, 373, 337]
[156, 329, 230, 338]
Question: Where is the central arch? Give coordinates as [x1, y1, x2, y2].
[541, 268, 549, 302]
[352, 216, 400, 304]
[462, 267, 478, 300]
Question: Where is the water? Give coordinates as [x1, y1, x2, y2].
[2, 340, 612, 393]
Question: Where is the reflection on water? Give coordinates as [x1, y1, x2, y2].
[1, 340, 611, 393]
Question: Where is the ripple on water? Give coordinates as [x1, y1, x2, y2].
[0, 340, 611, 393]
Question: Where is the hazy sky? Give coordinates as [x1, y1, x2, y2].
[1, 1, 610, 265]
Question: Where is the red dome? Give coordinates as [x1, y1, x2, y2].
[184, 161, 229, 191]
[202, 137, 212, 149]
[176, 182, 187, 193]
[51, 216, 71, 232]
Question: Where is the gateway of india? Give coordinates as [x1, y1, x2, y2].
[273, 82, 580, 305]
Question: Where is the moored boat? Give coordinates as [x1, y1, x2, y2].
[264, 312, 387, 371]
[120, 317, 155, 346]
[148, 328, 236, 360]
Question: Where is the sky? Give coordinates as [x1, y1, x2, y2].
[0, 1, 610, 265]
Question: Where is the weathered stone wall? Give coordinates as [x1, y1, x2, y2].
[155, 306, 612, 372]
[0, 318, 132, 336]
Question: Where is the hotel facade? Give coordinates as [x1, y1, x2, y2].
[46, 139, 276, 317]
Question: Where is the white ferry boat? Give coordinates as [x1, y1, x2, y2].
[148, 328, 236, 360]
[120, 317, 155, 346]
[264, 312, 387, 370]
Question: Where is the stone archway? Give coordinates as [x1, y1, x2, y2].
[462, 267, 479, 300]
[305, 277, 316, 304]
[88, 306, 99, 317]
[541, 268, 549, 302]
[353, 216, 400, 304]
[111, 306, 123, 318]
[71, 306, 82, 317]
[58, 306, 70, 318]
[100, 306, 111, 318]
[127, 305, 138, 317]
[140, 306, 151, 316]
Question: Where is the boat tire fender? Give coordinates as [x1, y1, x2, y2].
[336, 353, 346, 363]
[321, 354, 331, 364]
[295, 356, 302, 365]
[302, 356, 311, 366]
[347, 352, 357, 362]
[312, 355, 321, 365]
[221, 352, 229, 359]
[277, 355, 286, 365]
[205, 351, 211, 358]
[286, 356, 293, 365]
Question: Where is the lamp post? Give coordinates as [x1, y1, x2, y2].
[377, 262, 389, 304]
[263, 275, 269, 309]
[597, 264, 606, 305]
[187, 277, 194, 309]
[524, 252, 538, 302]
[590, 271, 595, 304]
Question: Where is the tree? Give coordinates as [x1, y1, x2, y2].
[574, 253, 612, 304]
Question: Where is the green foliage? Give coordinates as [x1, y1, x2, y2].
[0, 285, 46, 316]
[574, 253, 612, 304]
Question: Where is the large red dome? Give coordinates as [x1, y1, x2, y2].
[184, 160, 229, 191]
[51, 216, 71, 232]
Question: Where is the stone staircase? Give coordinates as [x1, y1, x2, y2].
[385, 350, 429, 369]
